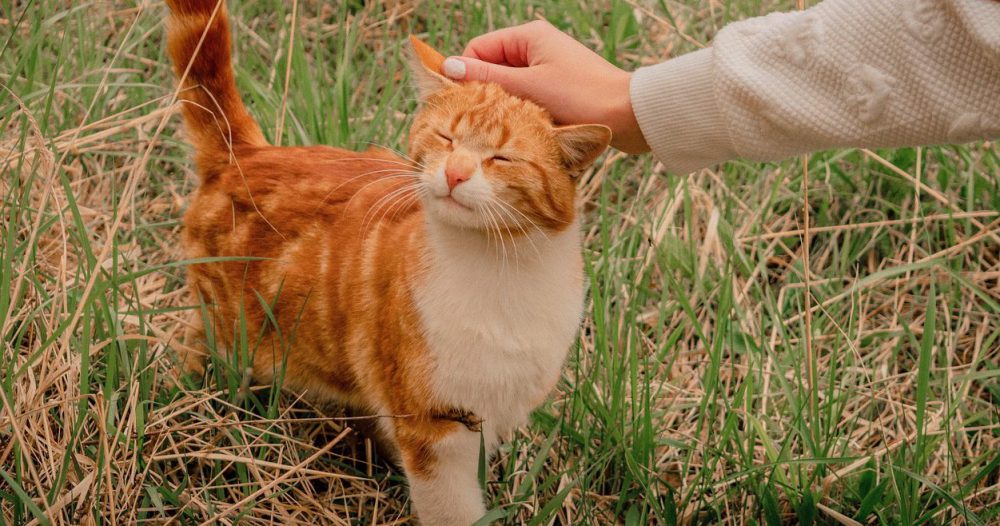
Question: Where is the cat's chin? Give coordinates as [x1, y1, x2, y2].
[424, 195, 484, 230]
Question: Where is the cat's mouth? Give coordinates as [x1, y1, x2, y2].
[437, 195, 473, 211]
[426, 193, 488, 230]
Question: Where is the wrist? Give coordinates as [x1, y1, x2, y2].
[630, 50, 736, 172]
[606, 71, 649, 154]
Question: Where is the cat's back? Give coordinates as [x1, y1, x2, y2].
[181, 145, 426, 389]
[179, 144, 428, 399]
[182, 145, 424, 326]
[184, 144, 422, 256]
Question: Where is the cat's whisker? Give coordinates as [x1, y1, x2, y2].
[360, 183, 422, 236]
[485, 202, 511, 272]
[477, 204, 501, 269]
[339, 168, 424, 183]
[361, 195, 414, 238]
[484, 201, 520, 276]
[496, 202, 550, 248]
[315, 169, 424, 215]
[359, 142, 429, 171]
[394, 192, 423, 222]
[492, 196, 549, 241]
[496, 204, 517, 273]
[362, 183, 420, 228]
[361, 182, 415, 222]
[490, 197, 545, 259]
[357, 140, 426, 169]
[479, 201, 508, 273]
[382, 185, 423, 225]
[345, 173, 424, 211]
[490, 200, 525, 271]
[487, 204, 507, 273]
[322, 157, 421, 170]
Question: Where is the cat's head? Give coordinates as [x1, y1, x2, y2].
[405, 37, 611, 234]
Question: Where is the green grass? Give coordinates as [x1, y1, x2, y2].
[2, 0, 999, 524]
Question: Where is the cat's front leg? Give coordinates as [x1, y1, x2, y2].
[394, 416, 489, 525]
[175, 309, 208, 378]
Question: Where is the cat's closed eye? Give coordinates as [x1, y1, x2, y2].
[435, 131, 453, 145]
[490, 155, 512, 163]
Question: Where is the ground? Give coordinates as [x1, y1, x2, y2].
[1, 0, 998, 524]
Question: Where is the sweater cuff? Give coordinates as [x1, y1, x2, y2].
[629, 48, 737, 173]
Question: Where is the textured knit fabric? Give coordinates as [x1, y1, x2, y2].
[630, 0, 1000, 174]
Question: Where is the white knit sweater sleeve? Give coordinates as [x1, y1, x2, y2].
[629, 0, 1000, 174]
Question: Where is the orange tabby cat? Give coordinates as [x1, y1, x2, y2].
[166, 1, 610, 523]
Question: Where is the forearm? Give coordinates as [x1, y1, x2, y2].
[630, 0, 1000, 173]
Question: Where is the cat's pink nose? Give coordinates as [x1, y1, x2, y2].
[446, 167, 471, 191]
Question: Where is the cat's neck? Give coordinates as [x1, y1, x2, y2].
[422, 218, 580, 278]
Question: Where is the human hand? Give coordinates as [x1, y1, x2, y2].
[442, 20, 649, 154]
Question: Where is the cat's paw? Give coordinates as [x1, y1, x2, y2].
[433, 407, 484, 432]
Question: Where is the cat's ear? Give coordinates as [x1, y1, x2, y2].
[554, 124, 612, 174]
[407, 36, 456, 100]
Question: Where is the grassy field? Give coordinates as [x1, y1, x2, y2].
[2, 0, 999, 524]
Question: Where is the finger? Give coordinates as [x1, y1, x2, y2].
[461, 24, 535, 67]
[442, 56, 524, 93]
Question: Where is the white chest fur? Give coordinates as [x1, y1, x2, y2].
[414, 221, 585, 438]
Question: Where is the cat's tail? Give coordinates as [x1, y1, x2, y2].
[166, 0, 267, 161]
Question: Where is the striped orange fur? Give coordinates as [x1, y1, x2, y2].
[166, 1, 610, 523]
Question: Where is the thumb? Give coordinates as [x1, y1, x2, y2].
[442, 56, 522, 90]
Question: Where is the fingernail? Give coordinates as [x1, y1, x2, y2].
[443, 57, 466, 79]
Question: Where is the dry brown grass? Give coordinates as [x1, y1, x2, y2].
[2, 1, 998, 525]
